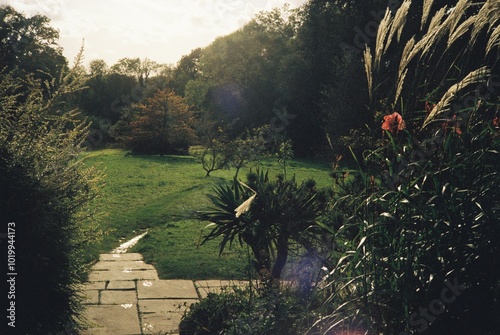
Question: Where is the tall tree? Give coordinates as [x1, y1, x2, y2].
[193, 6, 298, 138]
[89, 59, 109, 76]
[0, 5, 68, 95]
[285, 0, 388, 155]
[77, 72, 138, 123]
[110, 57, 141, 78]
[171, 48, 202, 96]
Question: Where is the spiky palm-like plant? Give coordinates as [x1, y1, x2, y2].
[198, 170, 324, 282]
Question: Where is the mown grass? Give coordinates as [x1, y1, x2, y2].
[83, 148, 332, 279]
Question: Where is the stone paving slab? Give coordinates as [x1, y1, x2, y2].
[139, 299, 194, 313]
[83, 290, 100, 305]
[137, 280, 198, 299]
[100, 290, 137, 305]
[194, 280, 250, 299]
[82, 304, 141, 335]
[89, 269, 159, 282]
[107, 280, 136, 290]
[83, 281, 107, 290]
[140, 299, 193, 334]
[92, 260, 155, 271]
[141, 311, 183, 335]
[194, 280, 249, 289]
[83, 252, 201, 335]
[100, 253, 143, 261]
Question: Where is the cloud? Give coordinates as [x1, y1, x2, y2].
[1, 0, 65, 18]
[2, 0, 308, 65]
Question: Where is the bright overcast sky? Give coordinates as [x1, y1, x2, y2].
[1, 0, 308, 67]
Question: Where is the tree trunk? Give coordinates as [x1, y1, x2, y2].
[271, 234, 289, 280]
[248, 241, 271, 279]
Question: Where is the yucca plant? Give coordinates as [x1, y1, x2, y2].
[198, 170, 326, 283]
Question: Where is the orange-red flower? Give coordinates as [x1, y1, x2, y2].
[493, 116, 499, 128]
[382, 112, 405, 134]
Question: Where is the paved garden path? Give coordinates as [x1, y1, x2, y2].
[80, 252, 247, 335]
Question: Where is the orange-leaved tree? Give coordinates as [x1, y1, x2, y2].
[124, 88, 197, 154]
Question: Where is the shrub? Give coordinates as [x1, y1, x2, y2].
[179, 285, 318, 335]
[179, 288, 249, 335]
[317, 113, 499, 334]
[0, 61, 102, 333]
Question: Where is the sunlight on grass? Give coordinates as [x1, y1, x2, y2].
[83, 148, 332, 279]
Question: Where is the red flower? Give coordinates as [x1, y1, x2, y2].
[493, 116, 499, 128]
[382, 112, 405, 134]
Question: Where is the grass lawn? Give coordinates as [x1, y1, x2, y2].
[83, 148, 332, 279]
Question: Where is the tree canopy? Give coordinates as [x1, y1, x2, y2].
[0, 5, 67, 94]
[122, 88, 196, 155]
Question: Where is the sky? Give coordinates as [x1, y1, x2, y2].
[2, 0, 308, 67]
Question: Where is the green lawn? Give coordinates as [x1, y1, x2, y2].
[83, 148, 332, 279]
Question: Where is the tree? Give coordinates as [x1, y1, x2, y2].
[77, 72, 138, 123]
[171, 48, 202, 96]
[283, 0, 389, 155]
[89, 59, 108, 76]
[194, 117, 232, 176]
[139, 57, 159, 86]
[230, 126, 269, 178]
[0, 5, 68, 95]
[111, 57, 141, 77]
[110, 57, 160, 87]
[122, 88, 196, 154]
[197, 139, 232, 177]
[190, 6, 298, 138]
[195, 125, 268, 178]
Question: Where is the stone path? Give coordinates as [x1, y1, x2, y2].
[80, 253, 247, 335]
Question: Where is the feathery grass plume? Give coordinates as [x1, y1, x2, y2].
[398, 36, 415, 77]
[234, 193, 256, 217]
[448, 16, 476, 48]
[471, 0, 500, 53]
[394, 68, 408, 105]
[404, 7, 446, 66]
[385, 0, 411, 51]
[446, 0, 472, 39]
[364, 47, 373, 101]
[374, 8, 393, 71]
[422, 66, 490, 128]
[422, 0, 471, 58]
[421, 0, 434, 30]
[486, 24, 500, 55]
[427, 6, 447, 32]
